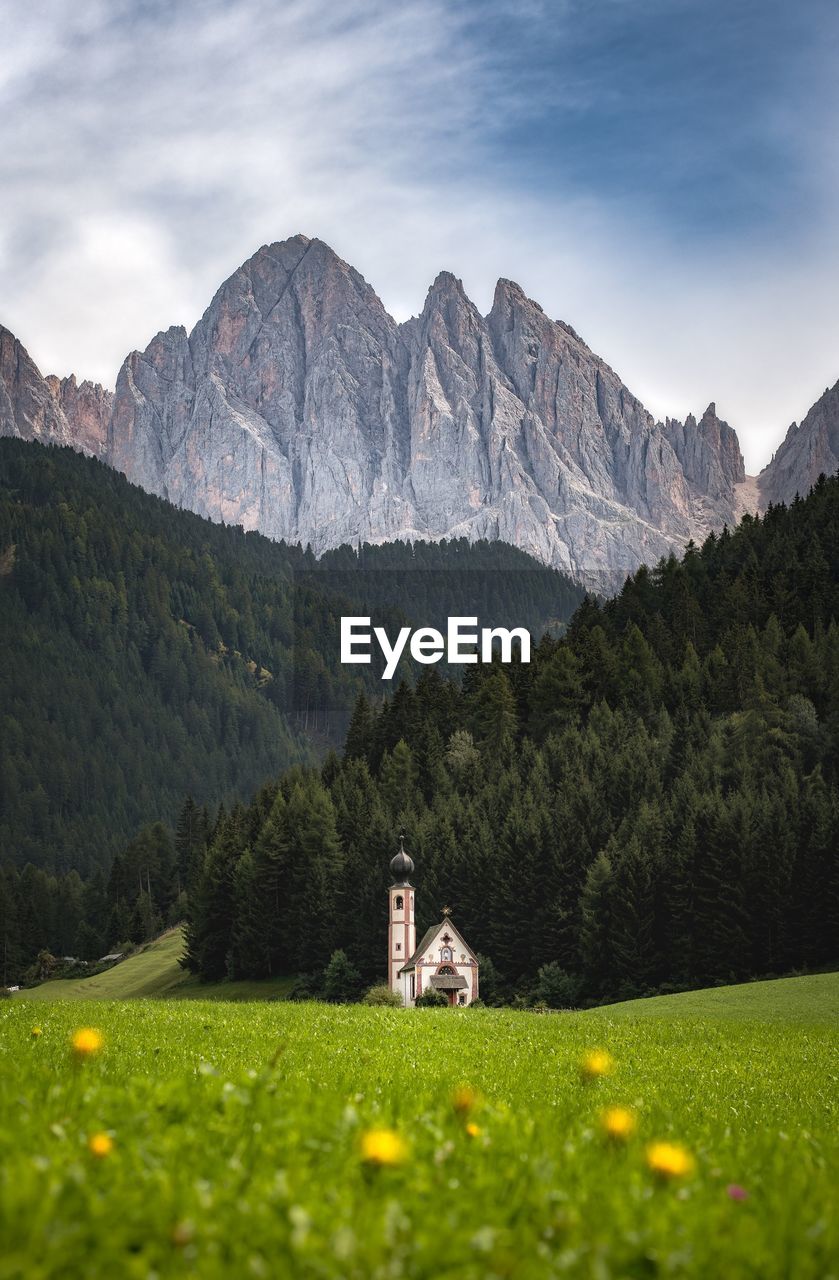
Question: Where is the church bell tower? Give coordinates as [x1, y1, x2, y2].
[388, 837, 416, 996]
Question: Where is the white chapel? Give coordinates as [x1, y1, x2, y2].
[387, 838, 480, 1007]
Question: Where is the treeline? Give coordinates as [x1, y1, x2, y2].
[183, 477, 839, 1001]
[4, 446, 839, 999]
[0, 820, 189, 984]
[0, 439, 580, 876]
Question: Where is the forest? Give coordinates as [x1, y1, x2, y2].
[3, 455, 837, 1002]
[0, 439, 580, 876]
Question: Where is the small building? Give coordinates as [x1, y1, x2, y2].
[387, 838, 479, 1007]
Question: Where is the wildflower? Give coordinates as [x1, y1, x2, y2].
[600, 1106, 636, 1142]
[71, 1027, 104, 1059]
[360, 1127, 408, 1168]
[579, 1049, 614, 1081]
[87, 1132, 113, 1159]
[465, 1122, 481, 1139]
[726, 1184, 749, 1201]
[31, 1027, 42, 1039]
[452, 1085, 480, 1116]
[646, 1141, 695, 1179]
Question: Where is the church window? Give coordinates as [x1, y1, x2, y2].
[441, 946, 453, 962]
[395, 895, 403, 910]
[410, 975, 416, 999]
[439, 965, 456, 975]
[396, 942, 402, 951]
[458, 994, 466, 1005]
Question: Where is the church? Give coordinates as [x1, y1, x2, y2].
[387, 839, 479, 1007]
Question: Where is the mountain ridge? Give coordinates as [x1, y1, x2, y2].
[2, 235, 835, 585]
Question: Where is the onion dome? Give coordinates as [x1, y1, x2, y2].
[389, 836, 415, 884]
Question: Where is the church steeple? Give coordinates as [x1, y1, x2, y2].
[387, 836, 416, 998]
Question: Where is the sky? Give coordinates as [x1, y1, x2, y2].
[1, 0, 838, 471]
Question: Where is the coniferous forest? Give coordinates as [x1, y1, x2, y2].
[1, 438, 838, 1002]
[0, 440, 580, 874]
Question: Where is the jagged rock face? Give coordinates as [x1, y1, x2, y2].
[106, 236, 746, 587]
[663, 403, 745, 530]
[0, 326, 75, 447]
[759, 379, 839, 507]
[45, 374, 113, 458]
[0, 325, 112, 459]
[2, 236, 751, 586]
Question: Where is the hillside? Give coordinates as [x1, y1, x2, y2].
[0, 438, 582, 876]
[599, 971, 839, 1024]
[5, 463, 838, 998]
[180, 473, 839, 1000]
[17, 927, 295, 1002]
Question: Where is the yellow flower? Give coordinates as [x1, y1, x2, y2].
[360, 1128, 408, 1167]
[31, 1027, 43, 1039]
[465, 1122, 481, 1139]
[71, 1027, 104, 1059]
[87, 1132, 113, 1159]
[579, 1049, 615, 1081]
[646, 1141, 695, 1179]
[452, 1085, 480, 1116]
[600, 1106, 636, 1141]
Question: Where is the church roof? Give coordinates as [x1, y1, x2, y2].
[429, 974, 467, 991]
[398, 918, 477, 974]
[389, 836, 415, 886]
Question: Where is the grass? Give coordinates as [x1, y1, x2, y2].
[18, 928, 295, 1003]
[1, 979, 837, 1278]
[599, 971, 839, 1023]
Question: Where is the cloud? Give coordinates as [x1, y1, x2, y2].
[1, 0, 838, 471]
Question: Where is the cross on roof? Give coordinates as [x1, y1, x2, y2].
[441, 905, 452, 917]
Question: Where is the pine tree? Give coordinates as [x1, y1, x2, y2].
[469, 669, 518, 753]
[227, 849, 265, 979]
[184, 807, 247, 980]
[322, 949, 362, 1002]
[578, 853, 617, 998]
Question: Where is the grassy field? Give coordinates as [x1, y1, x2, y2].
[18, 928, 294, 1002]
[1, 979, 837, 1279]
[600, 971, 839, 1023]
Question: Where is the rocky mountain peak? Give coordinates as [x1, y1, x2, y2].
[759, 377, 839, 506]
[0, 236, 769, 588]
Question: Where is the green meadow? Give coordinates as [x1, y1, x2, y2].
[18, 928, 295, 1003]
[2, 977, 837, 1279]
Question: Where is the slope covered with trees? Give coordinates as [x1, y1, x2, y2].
[0, 439, 580, 877]
[182, 476, 839, 1000]
[4, 440, 838, 998]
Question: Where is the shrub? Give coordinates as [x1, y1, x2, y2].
[288, 972, 323, 1001]
[415, 987, 449, 1008]
[534, 961, 582, 1010]
[322, 949, 363, 1003]
[362, 984, 403, 1007]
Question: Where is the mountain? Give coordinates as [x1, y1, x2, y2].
[0, 324, 111, 456]
[759, 378, 839, 506]
[1, 238, 750, 588]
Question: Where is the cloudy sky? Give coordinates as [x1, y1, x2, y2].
[1, 0, 838, 470]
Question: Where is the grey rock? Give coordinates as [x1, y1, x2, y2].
[45, 373, 113, 458]
[759, 379, 839, 506]
[4, 237, 753, 587]
[0, 325, 75, 446]
[0, 324, 112, 458]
